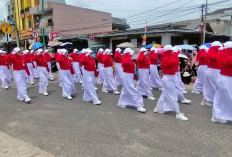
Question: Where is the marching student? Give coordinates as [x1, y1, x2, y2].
[69, 49, 82, 83]
[56, 49, 76, 100]
[172, 46, 191, 104]
[149, 47, 163, 90]
[96, 48, 105, 85]
[81, 48, 101, 105]
[34, 49, 49, 96]
[8, 47, 31, 103]
[102, 49, 120, 95]
[23, 49, 35, 85]
[154, 45, 188, 121]
[54, 49, 63, 87]
[114, 48, 124, 86]
[117, 48, 146, 113]
[192, 45, 208, 94]
[136, 47, 155, 100]
[31, 50, 39, 79]
[44, 49, 54, 81]
[212, 41, 232, 124]
[202, 41, 222, 106]
[0, 50, 11, 89]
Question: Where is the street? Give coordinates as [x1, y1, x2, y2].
[0, 74, 231, 157]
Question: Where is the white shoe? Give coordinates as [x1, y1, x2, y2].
[201, 100, 207, 106]
[30, 83, 35, 85]
[117, 104, 126, 108]
[181, 99, 191, 104]
[50, 78, 54, 81]
[137, 107, 146, 113]
[211, 117, 227, 124]
[17, 97, 24, 101]
[66, 96, 72, 100]
[147, 96, 155, 100]
[206, 102, 213, 107]
[176, 113, 188, 121]
[159, 88, 164, 91]
[44, 92, 48, 96]
[3, 86, 9, 89]
[97, 82, 103, 85]
[94, 87, 98, 90]
[113, 91, 120, 95]
[79, 80, 83, 84]
[93, 101, 101, 105]
[191, 90, 200, 94]
[102, 89, 109, 93]
[154, 108, 164, 114]
[24, 97, 31, 103]
[183, 90, 187, 94]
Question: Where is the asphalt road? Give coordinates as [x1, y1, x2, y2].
[0, 73, 231, 157]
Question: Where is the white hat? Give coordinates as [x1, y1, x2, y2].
[199, 45, 208, 50]
[172, 46, 179, 53]
[211, 41, 222, 47]
[30, 50, 34, 54]
[98, 48, 104, 52]
[140, 47, 148, 52]
[62, 49, 67, 55]
[37, 49, 43, 55]
[73, 49, 78, 53]
[224, 41, 232, 49]
[23, 49, 29, 54]
[82, 48, 87, 53]
[105, 49, 112, 55]
[163, 45, 173, 51]
[0, 50, 3, 54]
[12, 47, 21, 54]
[123, 48, 134, 55]
[85, 48, 93, 56]
[44, 49, 49, 53]
[115, 48, 122, 52]
[57, 49, 62, 54]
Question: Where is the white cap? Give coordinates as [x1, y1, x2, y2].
[62, 49, 67, 55]
[23, 49, 29, 54]
[123, 48, 133, 55]
[105, 49, 112, 55]
[73, 49, 78, 53]
[199, 45, 208, 50]
[224, 41, 232, 49]
[140, 47, 148, 52]
[172, 46, 179, 53]
[163, 45, 173, 51]
[85, 48, 93, 56]
[12, 47, 21, 54]
[30, 50, 34, 54]
[44, 49, 49, 53]
[82, 48, 87, 53]
[211, 41, 222, 47]
[98, 48, 104, 53]
[115, 48, 122, 52]
[0, 50, 3, 54]
[37, 49, 43, 55]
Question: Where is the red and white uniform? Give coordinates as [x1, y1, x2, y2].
[155, 46, 181, 113]
[102, 49, 118, 93]
[149, 47, 163, 89]
[34, 49, 49, 94]
[8, 48, 30, 100]
[69, 49, 82, 83]
[136, 48, 154, 98]
[44, 50, 54, 80]
[203, 41, 222, 104]
[81, 49, 100, 103]
[23, 50, 35, 85]
[56, 49, 76, 98]
[96, 48, 104, 84]
[213, 42, 232, 122]
[0, 51, 11, 88]
[114, 48, 123, 86]
[117, 48, 145, 112]
[193, 46, 208, 92]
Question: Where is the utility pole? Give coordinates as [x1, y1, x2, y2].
[201, 4, 204, 44]
[11, 6, 20, 47]
[203, 0, 208, 44]
[42, 0, 46, 48]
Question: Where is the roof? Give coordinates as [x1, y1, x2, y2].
[206, 7, 232, 16]
[112, 17, 130, 29]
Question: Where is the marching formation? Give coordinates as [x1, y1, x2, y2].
[0, 41, 231, 123]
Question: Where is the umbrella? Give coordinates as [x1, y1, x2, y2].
[153, 44, 162, 48]
[200, 43, 211, 48]
[29, 42, 43, 50]
[78, 50, 82, 54]
[60, 42, 73, 47]
[156, 48, 164, 54]
[117, 42, 136, 48]
[48, 41, 63, 47]
[178, 54, 189, 59]
[144, 44, 153, 49]
[178, 45, 195, 51]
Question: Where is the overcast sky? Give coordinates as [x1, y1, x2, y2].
[1, 0, 232, 28]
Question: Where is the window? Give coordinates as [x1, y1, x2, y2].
[48, 19, 54, 27]
[28, 21, 31, 28]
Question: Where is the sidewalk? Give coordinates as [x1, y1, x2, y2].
[0, 131, 53, 157]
